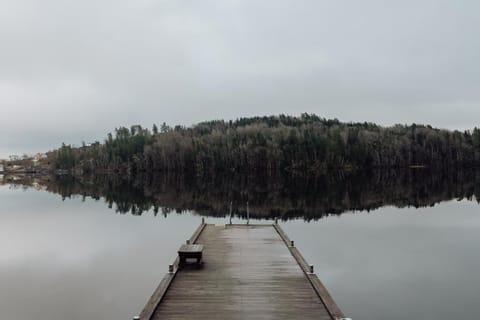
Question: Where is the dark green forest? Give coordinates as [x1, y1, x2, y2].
[51, 114, 480, 175]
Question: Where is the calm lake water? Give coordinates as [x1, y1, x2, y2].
[1, 172, 480, 320]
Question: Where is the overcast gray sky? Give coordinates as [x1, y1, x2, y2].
[1, 0, 479, 158]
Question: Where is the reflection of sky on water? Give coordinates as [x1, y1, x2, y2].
[1, 185, 480, 320]
[0, 186, 221, 320]
[282, 200, 480, 320]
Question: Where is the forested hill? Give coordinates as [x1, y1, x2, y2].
[51, 114, 480, 175]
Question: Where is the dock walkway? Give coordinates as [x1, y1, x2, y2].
[138, 223, 346, 320]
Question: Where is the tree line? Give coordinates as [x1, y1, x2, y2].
[50, 114, 480, 175]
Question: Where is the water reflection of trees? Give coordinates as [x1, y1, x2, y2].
[3, 169, 480, 220]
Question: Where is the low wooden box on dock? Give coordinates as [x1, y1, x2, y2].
[178, 244, 204, 264]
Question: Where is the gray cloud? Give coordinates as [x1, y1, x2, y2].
[1, 0, 479, 157]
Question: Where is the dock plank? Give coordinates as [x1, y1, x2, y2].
[145, 224, 341, 320]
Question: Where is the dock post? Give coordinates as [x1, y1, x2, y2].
[229, 201, 233, 225]
[275, 217, 278, 225]
[309, 265, 314, 273]
[168, 264, 174, 273]
[201, 217, 205, 225]
[290, 240, 294, 247]
[246, 201, 249, 225]
[186, 240, 191, 244]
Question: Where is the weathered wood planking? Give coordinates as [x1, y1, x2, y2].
[139, 223, 345, 320]
[273, 223, 345, 319]
[138, 222, 206, 320]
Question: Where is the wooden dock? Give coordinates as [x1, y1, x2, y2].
[137, 223, 347, 320]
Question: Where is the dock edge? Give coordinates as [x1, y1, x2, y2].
[273, 223, 346, 320]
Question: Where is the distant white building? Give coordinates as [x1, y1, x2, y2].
[33, 153, 48, 162]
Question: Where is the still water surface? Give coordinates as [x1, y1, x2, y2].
[1, 182, 479, 320]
